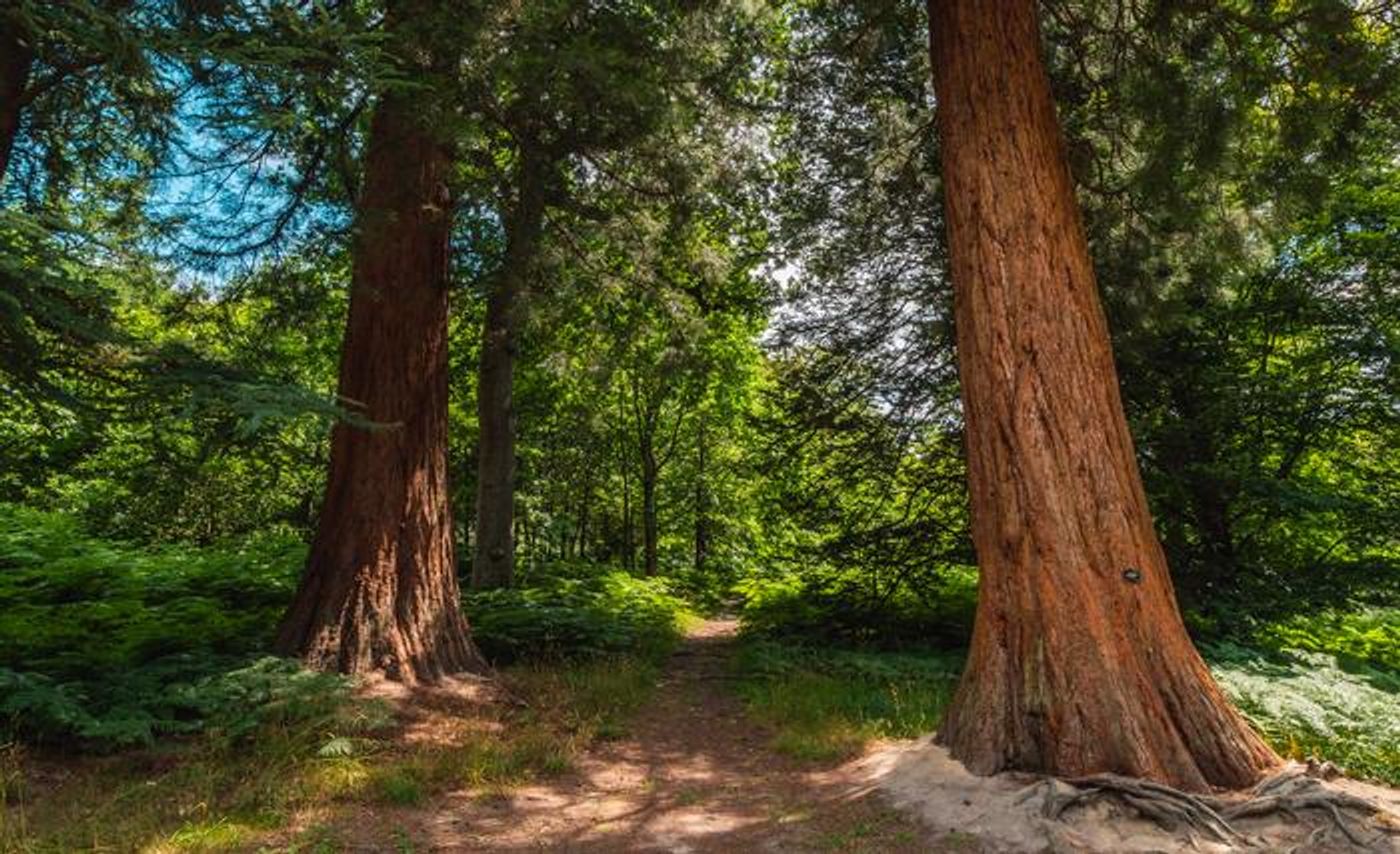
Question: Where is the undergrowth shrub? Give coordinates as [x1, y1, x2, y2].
[0, 503, 335, 749]
[466, 563, 694, 663]
[1207, 641, 1400, 786]
[735, 566, 977, 649]
[1254, 607, 1400, 672]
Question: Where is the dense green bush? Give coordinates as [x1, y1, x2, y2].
[735, 566, 977, 649]
[0, 507, 702, 748]
[466, 563, 694, 663]
[0, 504, 330, 748]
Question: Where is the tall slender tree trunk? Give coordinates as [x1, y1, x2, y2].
[575, 474, 591, 559]
[693, 418, 708, 573]
[274, 24, 485, 682]
[641, 448, 659, 577]
[622, 463, 635, 571]
[1168, 379, 1239, 598]
[471, 151, 546, 590]
[927, 0, 1277, 790]
[0, 14, 34, 186]
[618, 392, 636, 571]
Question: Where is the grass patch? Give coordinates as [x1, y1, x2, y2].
[509, 654, 661, 744]
[0, 694, 391, 852]
[733, 641, 961, 761]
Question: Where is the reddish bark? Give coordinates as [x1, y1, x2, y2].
[927, 0, 1278, 790]
[275, 66, 484, 683]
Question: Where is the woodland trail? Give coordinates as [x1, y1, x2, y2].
[400, 618, 950, 852]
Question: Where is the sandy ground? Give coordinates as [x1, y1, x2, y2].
[863, 738, 1400, 853]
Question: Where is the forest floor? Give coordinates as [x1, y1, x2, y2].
[300, 618, 964, 853]
[11, 616, 1400, 851]
[275, 618, 1400, 854]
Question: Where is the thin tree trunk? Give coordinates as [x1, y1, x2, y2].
[1169, 380, 1239, 598]
[622, 466, 634, 571]
[641, 450, 659, 577]
[471, 151, 546, 589]
[0, 14, 34, 186]
[576, 474, 591, 560]
[274, 27, 485, 682]
[927, 0, 1277, 790]
[618, 392, 636, 571]
[694, 418, 708, 573]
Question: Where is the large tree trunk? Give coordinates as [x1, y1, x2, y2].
[0, 13, 34, 186]
[274, 43, 485, 683]
[927, 0, 1277, 791]
[471, 152, 546, 590]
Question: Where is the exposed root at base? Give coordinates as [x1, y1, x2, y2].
[1019, 765, 1400, 851]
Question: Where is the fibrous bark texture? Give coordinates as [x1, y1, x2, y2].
[927, 0, 1278, 790]
[275, 77, 485, 683]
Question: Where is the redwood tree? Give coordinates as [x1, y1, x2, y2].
[274, 2, 486, 682]
[927, 0, 1278, 790]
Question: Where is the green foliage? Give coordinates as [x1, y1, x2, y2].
[1208, 639, 1400, 786]
[1256, 608, 1400, 673]
[736, 566, 977, 650]
[1200, 604, 1400, 786]
[0, 503, 321, 748]
[733, 640, 961, 761]
[466, 563, 694, 663]
[0, 210, 117, 403]
[1, 255, 349, 543]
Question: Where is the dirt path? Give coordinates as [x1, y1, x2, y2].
[407, 618, 945, 852]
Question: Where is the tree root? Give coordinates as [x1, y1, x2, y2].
[1019, 764, 1400, 851]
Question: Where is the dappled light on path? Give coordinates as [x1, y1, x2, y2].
[406, 618, 943, 852]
